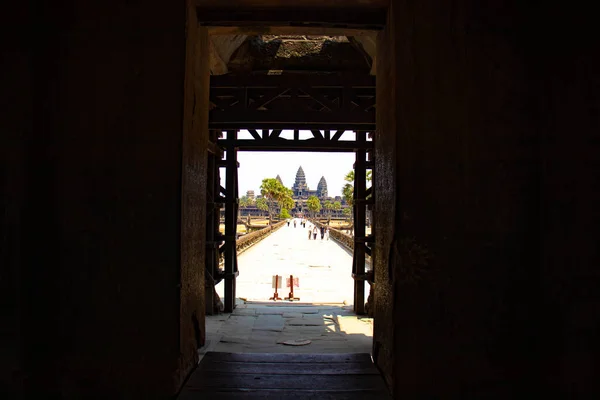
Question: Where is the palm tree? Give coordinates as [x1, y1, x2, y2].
[279, 208, 291, 219]
[342, 170, 372, 206]
[342, 170, 372, 224]
[333, 200, 342, 219]
[306, 195, 321, 219]
[238, 196, 249, 221]
[342, 206, 352, 222]
[323, 200, 332, 222]
[256, 197, 268, 218]
[260, 177, 294, 223]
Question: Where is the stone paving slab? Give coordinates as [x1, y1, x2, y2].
[254, 315, 285, 332]
[203, 302, 374, 356]
[231, 308, 257, 316]
[253, 307, 292, 315]
[282, 312, 304, 318]
[219, 335, 250, 344]
[286, 317, 325, 326]
[249, 331, 281, 344]
[281, 325, 335, 338]
[215, 220, 369, 304]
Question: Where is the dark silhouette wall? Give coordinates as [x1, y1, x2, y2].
[3, 0, 598, 398]
[3, 0, 209, 396]
[374, 0, 599, 398]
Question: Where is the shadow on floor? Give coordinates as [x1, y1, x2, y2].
[201, 301, 374, 357]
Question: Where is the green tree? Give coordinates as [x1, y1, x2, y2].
[323, 200, 332, 223]
[279, 208, 291, 219]
[344, 170, 372, 183]
[323, 200, 331, 215]
[238, 196, 249, 219]
[342, 206, 352, 222]
[342, 170, 372, 207]
[306, 195, 322, 218]
[280, 196, 294, 214]
[333, 200, 342, 218]
[260, 177, 294, 222]
[342, 183, 354, 207]
[256, 197, 268, 217]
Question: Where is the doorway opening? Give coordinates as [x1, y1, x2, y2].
[203, 29, 377, 315]
[179, 9, 389, 397]
[215, 147, 363, 305]
[206, 127, 375, 341]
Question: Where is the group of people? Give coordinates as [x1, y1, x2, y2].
[308, 224, 329, 241]
[287, 218, 330, 241]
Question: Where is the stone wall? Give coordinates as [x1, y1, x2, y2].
[179, 1, 210, 391]
[3, 0, 597, 398]
[3, 0, 205, 397]
[374, 0, 599, 397]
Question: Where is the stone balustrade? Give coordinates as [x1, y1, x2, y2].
[218, 221, 286, 267]
[311, 220, 372, 269]
[236, 221, 286, 255]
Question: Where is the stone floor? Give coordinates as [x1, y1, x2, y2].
[201, 302, 373, 358]
[206, 220, 373, 359]
[215, 219, 369, 305]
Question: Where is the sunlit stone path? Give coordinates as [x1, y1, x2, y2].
[215, 218, 367, 305]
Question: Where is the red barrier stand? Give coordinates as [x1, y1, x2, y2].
[285, 275, 300, 301]
[270, 275, 282, 301]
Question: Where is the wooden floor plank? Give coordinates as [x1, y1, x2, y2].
[179, 352, 391, 399]
[196, 361, 379, 375]
[185, 373, 384, 390]
[179, 389, 388, 400]
[200, 352, 372, 364]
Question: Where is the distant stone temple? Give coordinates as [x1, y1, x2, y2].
[239, 166, 346, 218]
[290, 166, 330, 215]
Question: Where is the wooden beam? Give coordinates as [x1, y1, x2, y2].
[331, 129, 345, 141]
[218, 138, 373, 151]
[269, 129, 282, 138]
[209, 110, 375, 126]
[249, 88, 290, 110]
[197, 7, 386, 29]
[247, 129, 262, 140]
[224, 130, 238, 313]
[207, 25, 379, 36]
[353, 131, 367, 315]
[195, 0, 389, 8]
[212, 123, 375, 131]
[299, 86, 339, 111]
[211, 73, 375, 88]
[207, 140, 224, 156]
[310, 129, 324, 140]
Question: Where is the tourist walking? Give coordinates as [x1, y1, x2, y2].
[294, 219, 297, 228]
[325, 226, 330, 240]
[312, 226, 318, 240]
[308, 224, 312, 240]
[320, 225, 325, 240]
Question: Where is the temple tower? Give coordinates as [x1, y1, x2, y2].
[292, 166, 308, 197]
[316, 176, 328, 198]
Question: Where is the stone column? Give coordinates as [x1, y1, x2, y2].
[11, 0, 209, 396]
[373, 0, 600, 397]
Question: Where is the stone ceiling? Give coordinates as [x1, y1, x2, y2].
[209, 34, 377, 76]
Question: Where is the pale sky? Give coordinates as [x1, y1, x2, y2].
[222, 130, 360, 198]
